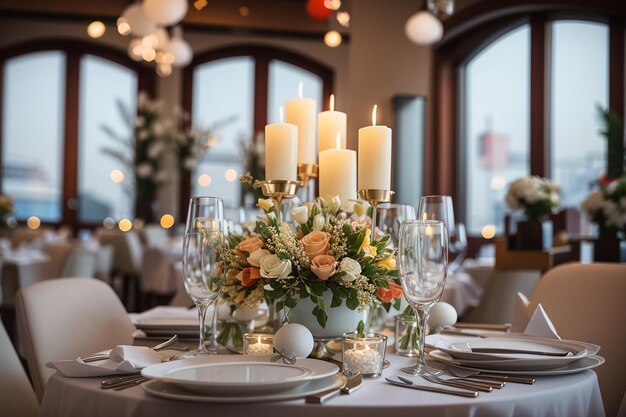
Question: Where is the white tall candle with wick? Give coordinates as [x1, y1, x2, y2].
[319, 133, 356, 202]
[285, 82, 317, 164]
[318, 94, 347, 152]
[358, 105, 392, 190]
[265, 106, 298, 181]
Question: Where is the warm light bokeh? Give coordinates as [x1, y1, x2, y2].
[27, 216, 41, 230]
[160, 214, 175, 229]
[119, 218, 133, 232]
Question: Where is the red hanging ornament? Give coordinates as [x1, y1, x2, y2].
[306, 0, 332, 20]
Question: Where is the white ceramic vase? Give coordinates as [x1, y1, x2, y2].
[285, 291, 367, 339]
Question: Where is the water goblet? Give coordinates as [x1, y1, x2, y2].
[398, 220, 448, 375]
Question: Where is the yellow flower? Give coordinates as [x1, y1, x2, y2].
[358, 228, 371, 253]
[364, 245, 377, 258]
[353, 202, 367, 217]
[257, 198, 274, 212]
[377, 256, 396, 270]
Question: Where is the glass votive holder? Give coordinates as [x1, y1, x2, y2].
[341, 331, 387, 379]
[243, 332, 274, 355]
[395, 315, 420, 357]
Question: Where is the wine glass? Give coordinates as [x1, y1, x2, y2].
[398, 220, 448, 375]
[182, 196, 226, 356]
[448, 222, 468, 272]
[375, 203, 417, 247]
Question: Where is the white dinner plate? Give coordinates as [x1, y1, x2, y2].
[141, 373, 344, 403]
[141, 355, 338, 395]
[428, 350, 605, 376]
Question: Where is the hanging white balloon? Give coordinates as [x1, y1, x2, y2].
[122, 4, 156, 37]
[405, 11, 443, 46]
[163, 37, 193, 67]
[143, 0, 188, 26]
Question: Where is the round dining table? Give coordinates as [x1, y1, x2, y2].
[39, 352, 605, 417]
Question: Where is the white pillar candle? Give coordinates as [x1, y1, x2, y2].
[319, 134, 356, 202]
[285, 82, 317, 164]
[358, 105, 392, 190]
[265, 108, 298, 181]
[318, 94, 347, 152]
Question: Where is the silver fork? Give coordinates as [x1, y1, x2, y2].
[419, 374, 493, 392]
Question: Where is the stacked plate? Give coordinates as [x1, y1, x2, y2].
[140, 356, 341, 402]
[425, 334, 605, 376]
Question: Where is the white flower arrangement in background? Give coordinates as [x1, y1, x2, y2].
[505, 176, 561, 222]
[581, 176, 626, 236]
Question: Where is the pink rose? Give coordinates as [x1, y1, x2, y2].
[301, 231, 330, 260]
[311, 255, 337, 281]
[235, 236, 264, 258]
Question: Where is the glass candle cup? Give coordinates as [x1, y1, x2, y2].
[395, 315, 420, 357]
[341, 331, 387, 379]
[243, 333, 274, 355]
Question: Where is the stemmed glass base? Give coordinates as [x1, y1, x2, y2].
[401, 303, 442, 376]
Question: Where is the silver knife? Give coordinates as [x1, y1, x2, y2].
[385, 378, 478, 398]
[305, 373, 362, 404]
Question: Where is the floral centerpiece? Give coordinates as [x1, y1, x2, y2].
[220, 196, 402, 330]
[581, 175, 626, 238]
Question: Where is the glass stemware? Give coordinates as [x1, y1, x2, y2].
[182, 196, 226, 356]
[375, 203, 417, 247]
[398, 220, 448, 375]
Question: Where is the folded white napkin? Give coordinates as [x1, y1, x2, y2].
[510, 292, 560, 339]
[46, 345, 162, 377]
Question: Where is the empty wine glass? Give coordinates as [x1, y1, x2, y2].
[182, 196, 226, 356]
[398, 220, 448, 375]
[448, 222, 468, 272]
[375, 203, 417, 247]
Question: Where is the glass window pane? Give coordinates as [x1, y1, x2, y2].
[464, 24, 530, 234]
[550, 21, 608, 207]
[268, 60, 323, 122]
[78, 55, 138, 223]
[2, 51, 66, 222]
[192, 57, 254, 208]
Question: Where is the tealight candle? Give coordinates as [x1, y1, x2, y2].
[318, 94, 347, 152]
[243, 333, 274, 355]
[286, 82, 317, 164]
[358, 105, 392, 190]
[342, 331, 387, 378]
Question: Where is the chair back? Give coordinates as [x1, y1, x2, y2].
[95, 229, 143, 274]
[61, 246, 98, 278]
[141, 224, 168, 248]
[531, 262, 626, 417]
[0, 322, 39, 415]
[16, 278, 135, 400]
[41, 243, 75, 277]
[140, 247, 176, 294]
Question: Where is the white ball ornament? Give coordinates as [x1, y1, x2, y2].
[428, 302, 458, 329]
[405, 11, 443, 46]
[143, 0, 188, 26]
[273, 323, 314, 358]
[163, 37, 193, 67]
[122, 4, 156, 37]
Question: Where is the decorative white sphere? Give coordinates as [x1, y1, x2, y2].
[122, 4, 156, 37]
[428, 302, 458, 329]
[405, 11, 443, 46]
[162, 37, 193, 67]
[143, 0, 188, 26]
[273, 323, 314, 358]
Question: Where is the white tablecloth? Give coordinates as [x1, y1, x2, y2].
[39, 353, 605, 417]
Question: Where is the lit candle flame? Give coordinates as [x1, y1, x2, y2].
[425, 225, 434, 237]
[298, 81, 304, 98]
[371, 104, 378, 126]
[279, 106, 284, 123]
[335, 131, 341, 149]
[422, 213, 428, 220]
[330, 94, 335, 111]
[257, 335, 262, 344]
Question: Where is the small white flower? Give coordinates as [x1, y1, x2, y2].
[247, 248, 270, 267]
[136, 163, 152, 178]
[312, 214, 326, 231]
[340, 257, 361, 276]
[259, 254, 291, 279]
[607, 180, 619, 195]
[257, 198, 274, 212]
[291, 206, 309, 225]
[280, 222, 292, 235]
[328, 195, 342, 213]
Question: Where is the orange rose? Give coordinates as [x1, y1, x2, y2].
[239, 267, 261, 287]
[300, 231, 330, 260]
[377, 282, 403, 303]
[310, 255, 337, 281]
[235, 236, 264, 258]
[389, 282, 403, 299]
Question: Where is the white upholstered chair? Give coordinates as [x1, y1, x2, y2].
[15, 278, 135, 400]
[141, 224, 169, 248]
[531, 262, 626, 417]
[0, 321, 39, 417]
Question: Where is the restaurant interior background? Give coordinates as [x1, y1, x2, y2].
[0, 0, 624, 258]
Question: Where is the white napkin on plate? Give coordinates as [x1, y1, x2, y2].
[46, 345, 162, 377]
[510, 292, 560, 339]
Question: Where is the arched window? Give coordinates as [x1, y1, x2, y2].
[183, 45, 332, 213]
[0, 40, 154, 229]
[431, 2, 623, 248]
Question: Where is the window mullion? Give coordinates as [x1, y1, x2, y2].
[530, 15, 548, 177]
[62, 50, 80, 230]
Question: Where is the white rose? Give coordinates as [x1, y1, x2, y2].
[247, 248, 270, 267]
[291, 206, 309, 225]
[136, 163, 152, 178]
[340, 257, 361, 276]
[312, 214, 326, 231]
[259, 254, 291, 279]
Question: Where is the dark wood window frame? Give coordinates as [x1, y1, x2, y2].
[181, 44, 333, 217]
[430, 0, 625, 256]
[0, 39, 155, 231]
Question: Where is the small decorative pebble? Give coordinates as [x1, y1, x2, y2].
[344, 346, 382, 375]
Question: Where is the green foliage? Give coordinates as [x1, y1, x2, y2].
[597, 105, 625, 178]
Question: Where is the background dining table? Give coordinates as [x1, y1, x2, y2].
[39, 350, 605, 417]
